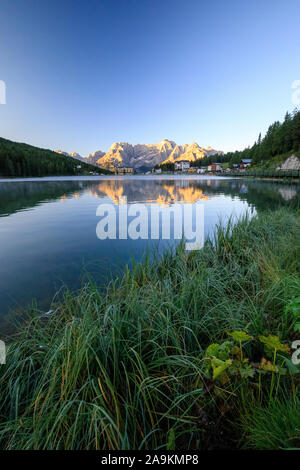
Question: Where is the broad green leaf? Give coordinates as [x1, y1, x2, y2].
[258, 335, 290, 353]
[219, 340, 233, 351]
[205, 343, 220, 358]
[205, 342, 231, 360]
[227, 331, 253, 343]
[231, 345, 241, 356]
[217, 341, 232, 359]
[240, 364, 255, 378]
[211, 358, 232, 380]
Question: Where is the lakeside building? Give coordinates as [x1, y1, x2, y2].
[207, 163, 222, 172]
[231, 159, 252, 172]
[174, 160, 190, 171]
[239, 159, 252, 170]
[197, 167, 206, 174]
[115, 167, 134, 175]
[188, 167, 197, 173]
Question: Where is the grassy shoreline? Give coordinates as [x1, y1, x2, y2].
[0, 208, 300, 450]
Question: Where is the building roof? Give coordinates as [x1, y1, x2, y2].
[175, 160, 190, 163]
[241, 159, 252, 163]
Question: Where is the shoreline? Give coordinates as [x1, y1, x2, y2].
[1, 173, 300, 186]
[0, 174, 234, 183]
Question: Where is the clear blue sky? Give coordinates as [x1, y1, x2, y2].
[0, 0, 299, 155]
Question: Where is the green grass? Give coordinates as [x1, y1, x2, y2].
[251, 150, 300, 171]
[241, 396, 300, 449]
[0, 208, 300, 450]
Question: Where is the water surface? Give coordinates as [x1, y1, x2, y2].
[0, 175, 299, 326]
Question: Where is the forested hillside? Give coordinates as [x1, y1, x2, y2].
[223, 108, 300, 166]
[156, 108, 300, 171]
[0, 137, 110, 177]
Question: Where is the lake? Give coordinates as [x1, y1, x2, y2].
[0, 175, 299, 327]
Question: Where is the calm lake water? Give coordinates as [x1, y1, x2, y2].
[0, 175, 299, 327]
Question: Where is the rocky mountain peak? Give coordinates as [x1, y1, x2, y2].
[95, 139, 222, 169]
[56, 140, 223, 170]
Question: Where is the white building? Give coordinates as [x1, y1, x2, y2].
[174, 160, 190, 171]
[207, 163, 222, 172]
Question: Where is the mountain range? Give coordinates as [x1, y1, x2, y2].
[56, 139, 223, 170]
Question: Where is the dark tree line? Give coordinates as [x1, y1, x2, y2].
[191, 152, 232, 168]
[0, 137, 111, 177]
[154, 162, 175, 171]
[155, 152, 229, 171]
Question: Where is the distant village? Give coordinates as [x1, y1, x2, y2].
[92, 158, 253, 175]
[82, 159, 252, 176]
[151, 159, 252, 175]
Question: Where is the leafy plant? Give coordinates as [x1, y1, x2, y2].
[227, 331, 253, 343]
[258, 335, 290, 354]
[205, 331, 291, 387]
[205, 331, 255, 385]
